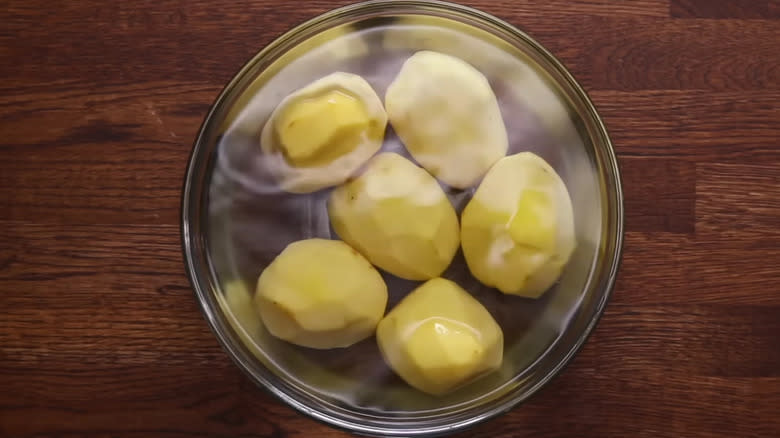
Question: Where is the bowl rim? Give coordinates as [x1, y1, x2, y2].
[181, 0, 625, 436]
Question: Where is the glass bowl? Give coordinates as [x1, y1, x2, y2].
[182, 0, 624, 436]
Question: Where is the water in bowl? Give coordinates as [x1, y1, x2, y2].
[206, 15, 602, 414]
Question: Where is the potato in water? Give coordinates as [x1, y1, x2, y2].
[261, 72, 387, 193]
[328, 152, 460, 281]
[461, 152, 575, 297]
[376, 278, 503, 396]
[385, 51, 508, 189]
[255, 239, 388, 349]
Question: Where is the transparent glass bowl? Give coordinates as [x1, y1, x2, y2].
[182, 1, 624, 436]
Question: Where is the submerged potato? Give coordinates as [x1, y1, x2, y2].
[461, 152, 575, 297]
[255, 239, 388, 349]
[261, 72, 387, 193]
[376, 278, 503, 396]
[224, 280, 262, 337]
[328, 152, 460, 280]
[385, 51, 508, 189]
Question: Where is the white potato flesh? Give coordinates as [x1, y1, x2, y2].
[385, 51, 508, 189]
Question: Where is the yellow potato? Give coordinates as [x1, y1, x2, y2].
[385, 51, 508, 189]
[328, 152, 460, 280]
[255, 239, 388, 349]
[224, 280, 262, 338]
[461, 152, 575, 297]
[376, 278, 503, 396]
[261, 72, 387, 193]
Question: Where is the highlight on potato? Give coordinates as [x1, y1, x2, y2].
[376, 278, 504, 396]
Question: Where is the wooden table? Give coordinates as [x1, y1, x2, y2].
[2, 1, 778, 437]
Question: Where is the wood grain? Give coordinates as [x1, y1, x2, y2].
[0, 81, 218, 224]
[671, 0, 780, 18]
[621, 158, 696, 233]
[1, 0, 779, 437]
[591, 90, 780, 160]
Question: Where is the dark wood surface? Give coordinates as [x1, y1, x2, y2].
[1, 1, 779, 437]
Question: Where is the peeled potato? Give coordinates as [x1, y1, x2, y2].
[461, 152, 576, 297]
[261, 72, 387, 193]
[254, 239, 388, 349]
[385, 51, 508, 189]
[376, 278, 503, 396]
[224, 280, 262, 337]
[328, 152, 460, 280]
